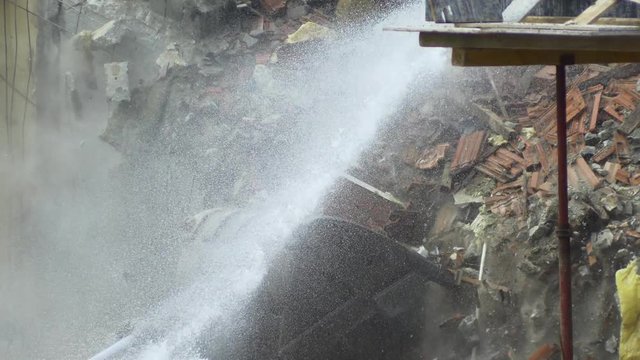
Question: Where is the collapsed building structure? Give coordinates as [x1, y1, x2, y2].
[1, 0, 640, 359]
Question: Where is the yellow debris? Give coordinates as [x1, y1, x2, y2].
[488, 134, 507, 147]
[522, 127, 536, 140]
[616, 259, 640, 360]
[285, 22, 335, 44]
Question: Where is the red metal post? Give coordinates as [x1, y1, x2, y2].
[555, 63, 573, 360]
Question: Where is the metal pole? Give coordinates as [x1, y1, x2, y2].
[555, 63, 573, 360]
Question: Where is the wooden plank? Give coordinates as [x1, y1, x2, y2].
[417, 29, 640, 53]
[590, 90, 603, 131]
[454, 22, 637, 32]
[571, 0, 620, 25]
[451, 48, 640, 66]
[502, 0, 543, 22]
[522, 16, 640, 26]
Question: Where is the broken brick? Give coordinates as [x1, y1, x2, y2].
[451, 131, 485, 174]
[603, 162, 621, 184]
[566, 88, 587, 123]
[592, 143, 616, 163]
[604, 103, 625, 122]
[616, 168, 631, 185]
[614, 131, 631, 164]
[574, 156, 602, 189]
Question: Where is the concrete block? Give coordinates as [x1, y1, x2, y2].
[105, 62, 130, 102]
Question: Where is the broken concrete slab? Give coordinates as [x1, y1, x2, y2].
[593, 228, 614, 251]
[241, 33, 260, 48]
[156, 43, 187, 78]
[73, 20, 134, 52]
[104, 62, 130, 103]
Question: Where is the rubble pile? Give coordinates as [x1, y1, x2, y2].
[72, 0, 370, 208]
[350, 63, 640, 359]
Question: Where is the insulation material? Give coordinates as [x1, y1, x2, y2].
[285, 22, 335, 44]
[616, 260, 640, 360]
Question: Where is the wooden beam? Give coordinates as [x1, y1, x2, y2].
[451, 48, 640, 66]
[571, 0, 620, 25]
[522, 16, 640, 26]
[393, 25, 640, 52]
[503, 0, 543, 22]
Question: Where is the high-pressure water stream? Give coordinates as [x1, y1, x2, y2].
[88, 5, 446, 359]
[2, 3, 448, 359]
[99, 6, 446, 357]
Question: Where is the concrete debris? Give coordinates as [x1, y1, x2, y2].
[473, 103, 516, 138]
[73, 20, 132, 51]
[528, 224, 551, 242]
[453, 190, 483, 205]
[104, 62, 130, 102]
[156, 43, 187, 78]
[241, 33, 260, 48]
[593, 228, 614, 251]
